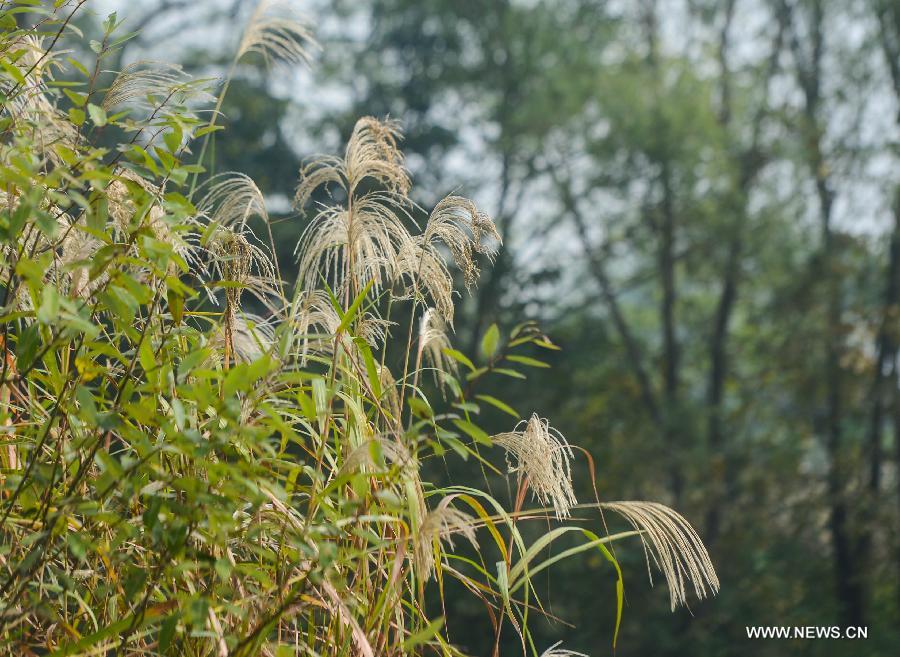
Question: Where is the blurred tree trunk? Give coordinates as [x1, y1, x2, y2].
[556, 173, 663, 432]
[873, 0, 900, 609]
[643, 0, 684, 505]
[705, 0, 784, 545]
[785, 0, 864, 628]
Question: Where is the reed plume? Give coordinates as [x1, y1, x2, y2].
[493, 414, 578, 519]
[602, 501, 720, 610]
[237, 0, 315, 68]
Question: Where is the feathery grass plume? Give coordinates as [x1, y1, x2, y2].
[107, 169, 182, 248]
[57, 219, 103, 299]
[3, 36, 78, 159]
[339, 434, 416, 476]
[493, 414, 578, 519]
[211, 313, 275, 363]
[197, 172, 268, 230]
[294, 193, 416, 294]
[102, 61, 210, 112]
[396, 235, 456, 321]
[423, 195, 501, 289]
[289, 289, 390, 362]
[417, 307, 457, 385]
[205, 225, 280, 314]
[237, 0, 315, 68]
[602, 501, 720, 610]
[59, 166, 180, 300]
[294, 117, 416, 295]
[395, 196, 499, 324]
[416, 497, 479, 581]
[294, 117, 410, 207]
[343, 117, 411, 196]
[540, 642, 589, 657]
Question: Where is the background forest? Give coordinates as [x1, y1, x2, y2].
[12, 0, 900, 655]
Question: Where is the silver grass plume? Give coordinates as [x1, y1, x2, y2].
[295, 117, 411, 208]
[539, 642, 589, 657]
[602, 501, 720, 610]
[63, 169, 191, 299]
[492, 414, 577, 519]
[396, 196, 499, 324]
[289, 289, 390, 363]
[211, 313, 275, 363]
[294, 118, 416, 295]
[416, 497, 478, 581]
[237, 0, 315, 68]
[339, 434, 416, 476]
[342, 117, 410, 197]
[294, 117, 410, 207]
[102, 61, 212, 113]
[422, 195, 501, 289]
[3, 36, 77, 161]
[294, 193, 416, 295]
[417, 307, 457, 385]
[206, 226, 279, 316]
[197, 173, 268, 230]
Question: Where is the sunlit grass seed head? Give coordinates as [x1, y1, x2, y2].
[603, 501, 720, 611]
[212, 313, 275, 363]
[4, 37, 78, 162]
[197, 172, 269, 231]
[423, 195, 501, 289]
[417, 307, 457, 384]
[540, 641, 589, 657]
[237, 0, 316, 68]
[493, 414, 578, 519]
[416, 498, 479, 581]
[206, 225, 279, 314]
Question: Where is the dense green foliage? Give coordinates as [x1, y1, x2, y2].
[0, 2, 721, 655]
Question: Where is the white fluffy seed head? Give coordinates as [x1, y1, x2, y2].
[416, 497, 478, 581]
[237, 0, 316, 68]
[492, 414, 577, 519]
[197, 173, 268, 231]
[423, 195, 501, 289]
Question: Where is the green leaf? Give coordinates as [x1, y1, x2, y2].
[167, 289, 184, 326]
[63, 89, 88, 107]
[452, 418, 492, 445]
[493, 368, 526, 380]
[443, 347, 475, 372]
[505, 354, 550, 368]
[87, 103, 107, 127]
[353, 337, 382, 399]
[37, 286, 59, 325]
[68, 107, 85, 126]
[480, 323, 500, 360]
[336, 278, 374, 334]
[402, 616, 445, 650]
[475, 394, 519, 418]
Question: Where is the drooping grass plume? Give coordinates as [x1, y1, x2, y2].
[102, 61, 212, 112]
[198, 172, 269, 230]
[493, 414, 578, 519]
[237, 0, 316, 68]
[422, 195, 501, 289]
[602, 501, 721, 610]
[205, 225, 280, 313]
[539, 641, 589, 657]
